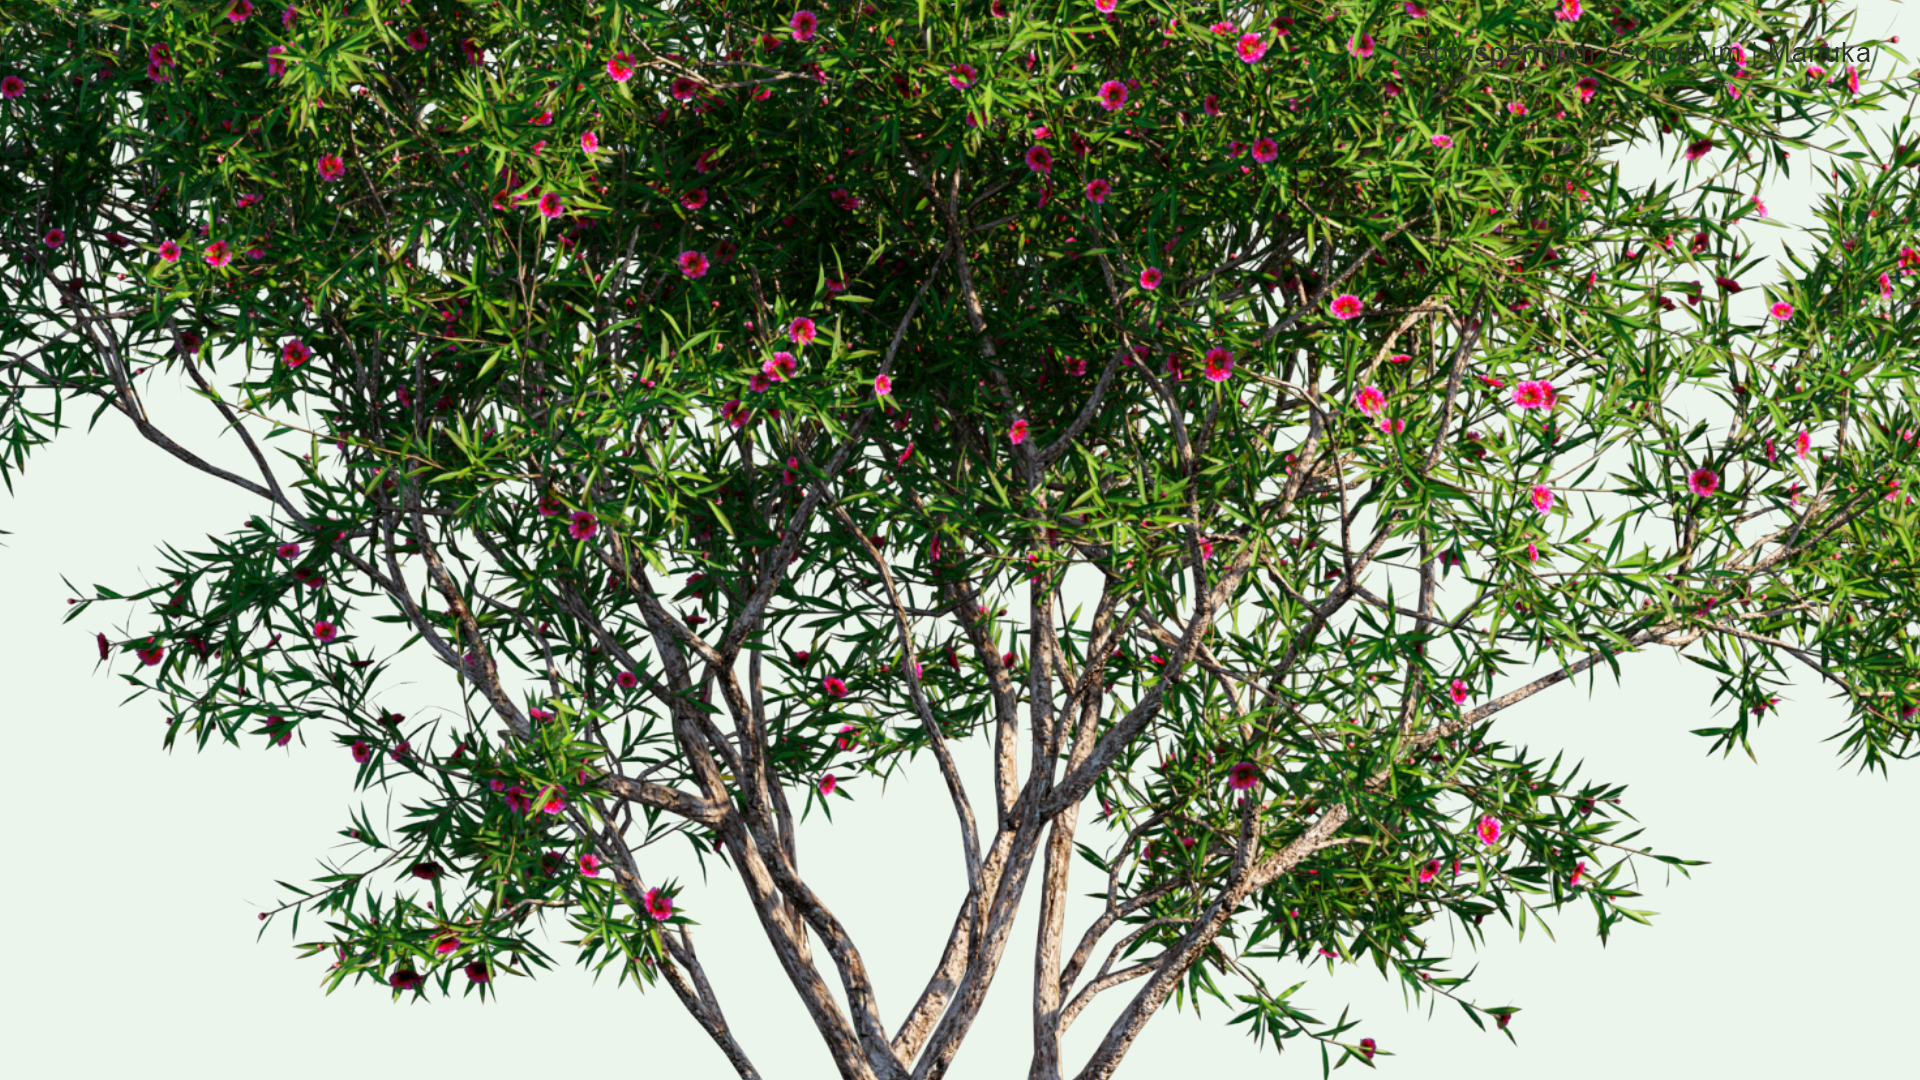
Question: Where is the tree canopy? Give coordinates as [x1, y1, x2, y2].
[3, 1, 1918, 1077]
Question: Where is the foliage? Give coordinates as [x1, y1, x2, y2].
[3, 0, 1918, 1077]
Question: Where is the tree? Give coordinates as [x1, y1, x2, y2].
[4, 0, 1918, 1076]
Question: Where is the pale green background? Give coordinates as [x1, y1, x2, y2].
[4, 4, 1916, 1075]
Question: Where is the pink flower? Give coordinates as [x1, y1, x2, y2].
[1430, 134, 1453, 148]
[1569, 860, 1586, 886]
[1527, 542, 1540, 563]
[948, 63, 977, 90]
[1846, 65, 1860, 94]
[1025, 145, 1053, 174]
[1009, 418, 1030, 445]
[314, 620, 337, 642]
[1139, 267, 1162, 289]
[1203, 347, 1234, 382]
[1236, 33, 1269, 63]
[0, 75, 24, 99]
[1203, 93, 1221, 117]
[406, 27, 428, 50]
[606, 51, 635, 81]
[823, 675, 847, 698]
[227, 0, 253, 23]
[1098, 80, 1128, 112]
[1794, 429, 1811, 458]
[352, 741, 371, 763]
[645, 886, 674, 919]
[568, 510, 599, 539]
[1476, 815, 1501, 844]
[1404, 1, 1426, 14]
[204, 240, 233, 268]
[1751, 195, 1767, 219]
[435, 937, 460, 955]
[1685, 138, 1714, 162]
[281, 6, 297, 28]
[819, 773, 838, 796]
[678, 250, 709, 278]
[1358, 1038, 1377, 1062]
[874, 373, 893, 396]
[680, 187, 708, 211]
[1094, 0, 1116, 12]
[765, 351, 797, 381]
[1419, 859, 1440, 883]
[789, 10, 818, 42]
[1686, 467, 1719, 497]
[1354, 385, 1386, 417]
[1227, 761, 1260, 790]
[1450, 678, 1468, 705]
[1251, 137, 1278, 163]
[1348, 34, 1375, 59]
[42, 227, 66, 248]
[1769, 300, 1793, 321]
[1530, 484, 1554, 513]
[1880, 272, 1894, 299]
[1329, 293, 1363, 319]
[1085, 178, 1111, 203]
[276, 542, 301, 559]
[1507, 101, 1527, 116]
[1576, 77, 1598, 102]
[579, 853, 601, 877]
[1554, 0, 1582, 21]
[538, 192, 564, 218]
[317, 154, 346, 182]
[789, 316, 817, 345]
[1511, 380, 1556, 410]
[671, 77, 700, 101]
[542, 791, 567, 814]
[580, 130, 599, 153]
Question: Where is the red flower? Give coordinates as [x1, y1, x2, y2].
[818, 774, 837, 796]
[282, 339, 311, 367]
[645, 886, 675, 919]
[606, 51, 634, 81]
[405, 27, 428, 50]
[389, 968, 423, 992]
[568, 510, 598, 539]
[411, 861, 441, 880]
[96, 633, 109, 660]
[823, 676, 847, 698]
[678, 250, 709, 278]
[137, 645, 165, 666]
[0, 75, 24, 98]
[789, 10, 818, 42]
[227, 0, 253, 23]
[1227, 761, 1260, 790]
[465, 961, 490, 983]
[1685, 138, 1714, 162]
[317, 154, 346, 182]
[1358, 1038, 1377, 1061]
[1085, 178, 1111, 204]
[1025, 145, 1053, 174]
[352, 740, 371, 763]
[1098, 80, 1127, 111]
